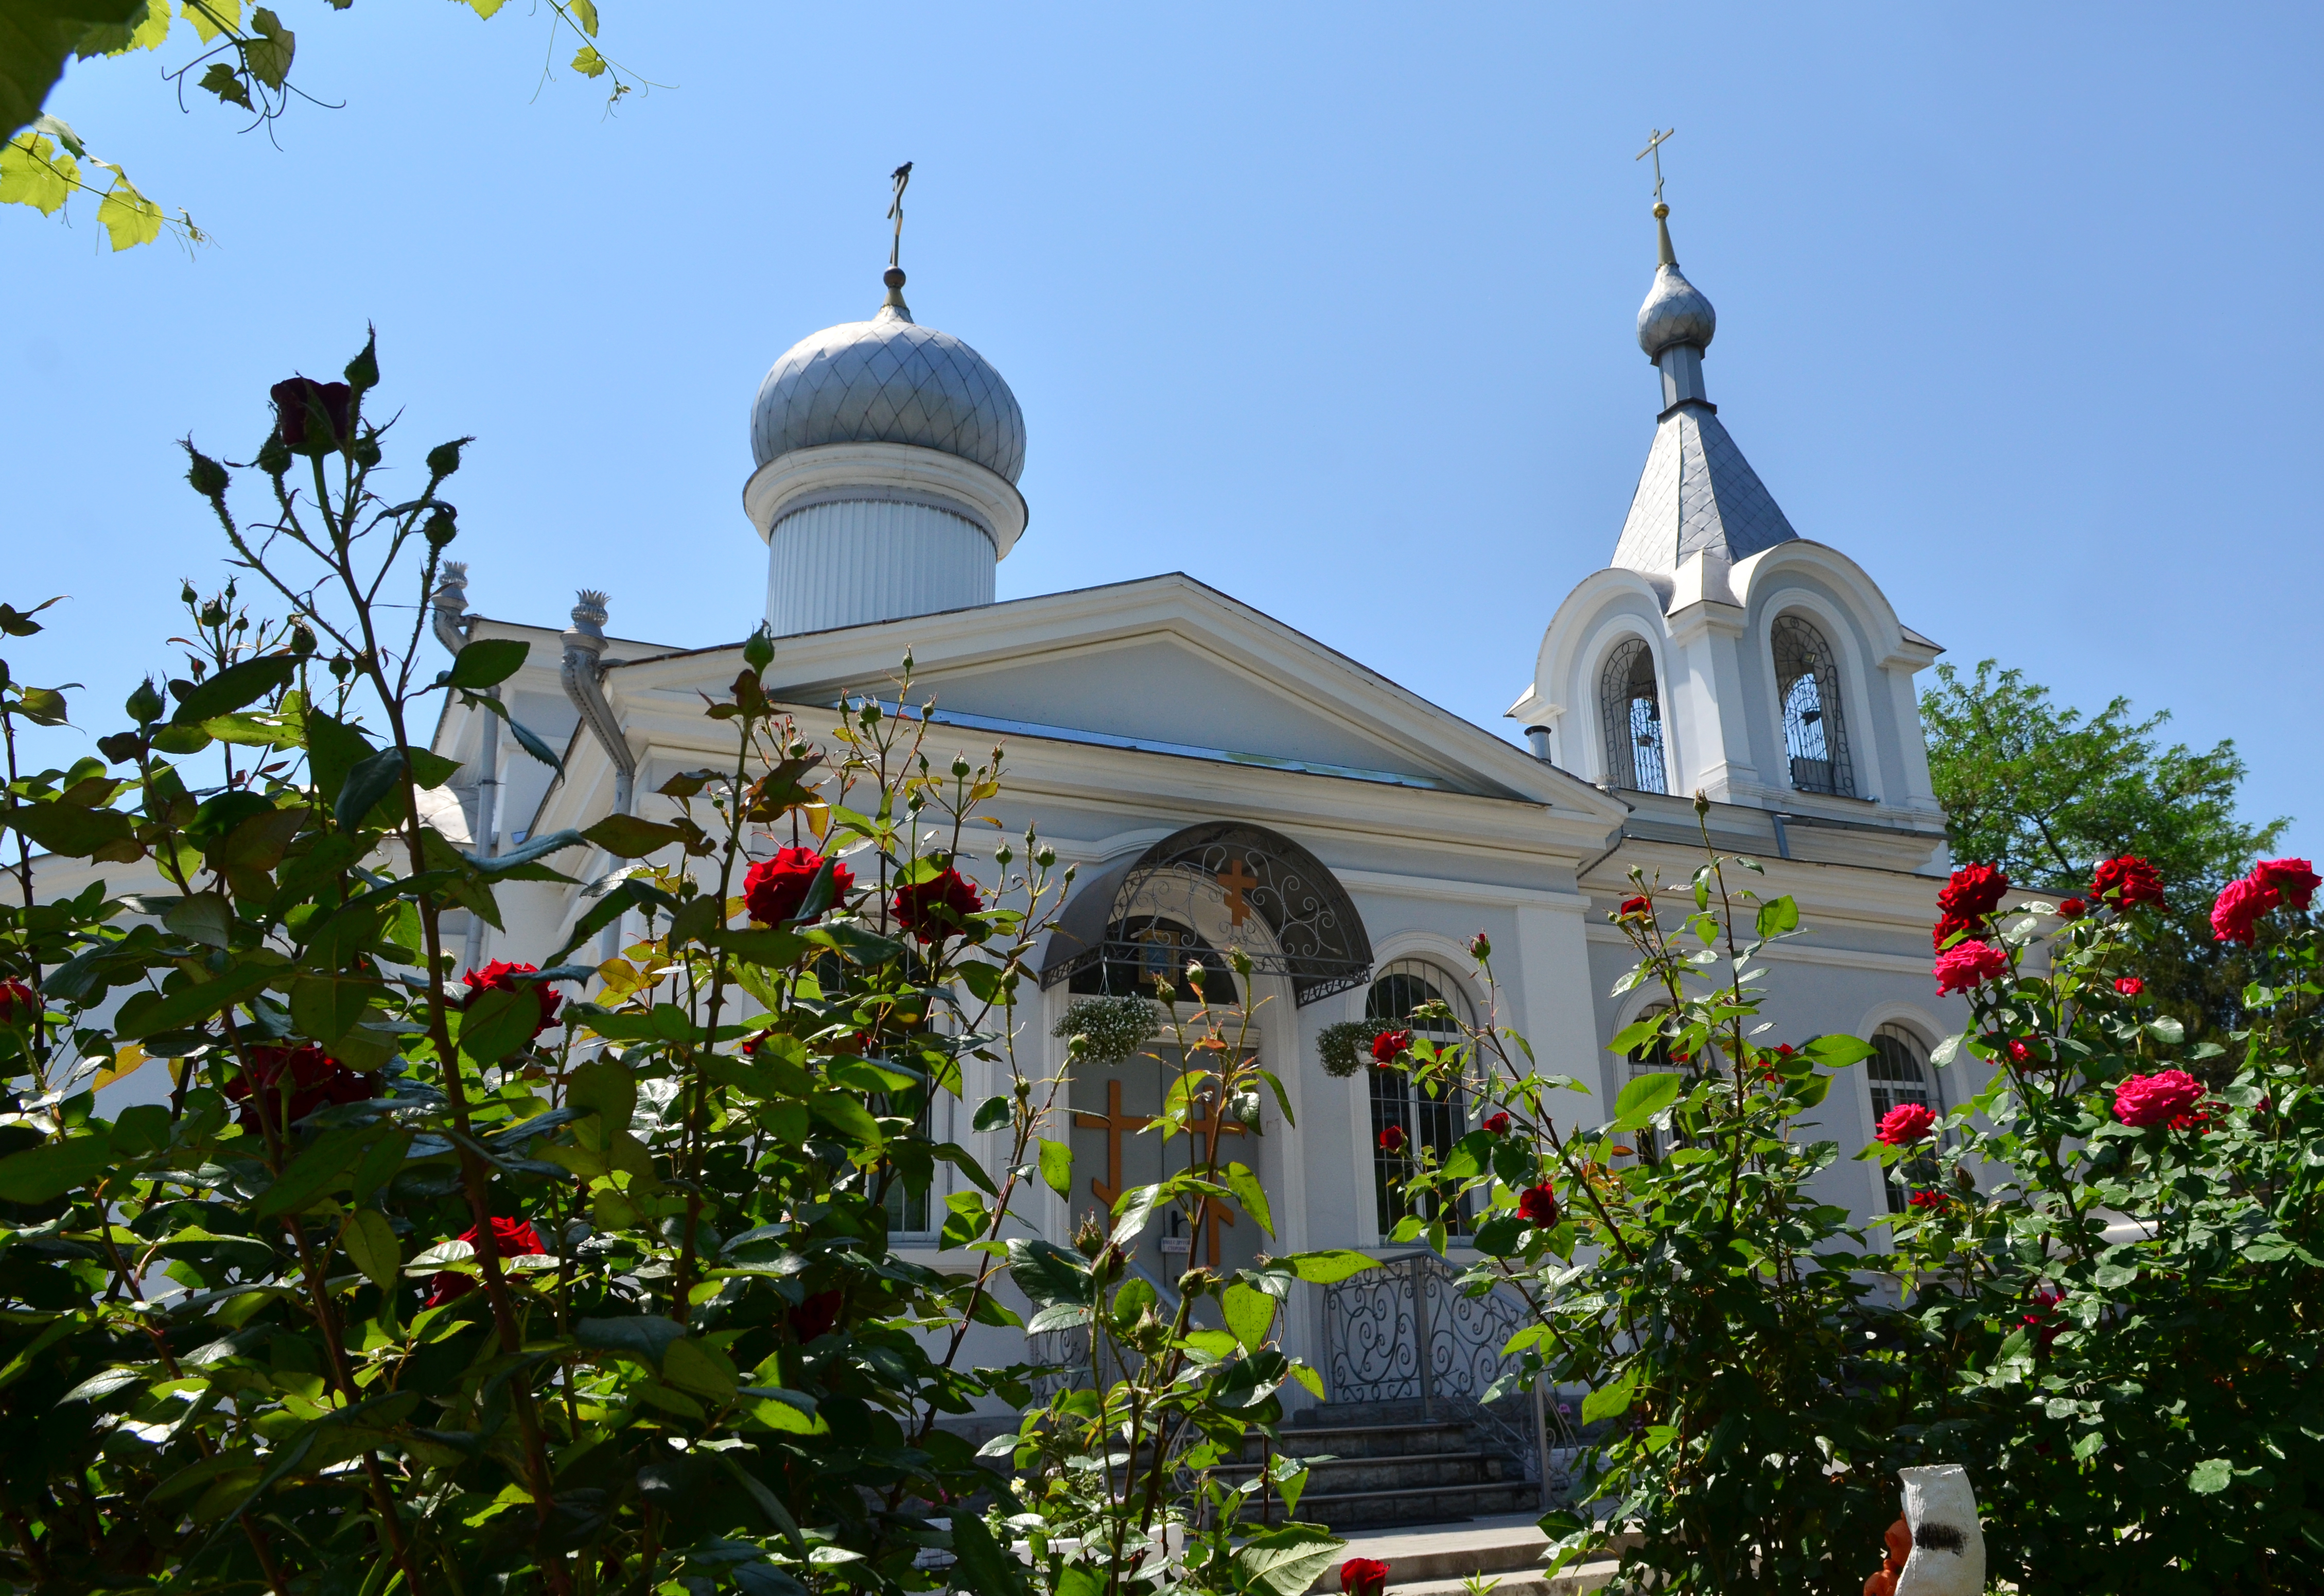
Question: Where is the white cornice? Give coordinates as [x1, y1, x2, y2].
[741, 441, 1028, 558]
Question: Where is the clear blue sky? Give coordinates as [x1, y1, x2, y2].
[8, 4, 2318, 859]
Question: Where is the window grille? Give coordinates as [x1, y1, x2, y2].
[1366, 959, 1477, 1237]
[1868, 1023, 1939, 1212]
[879, 1088, 932, 1233]
[1771, 614, 1854, 796]
[1598, 637, 1668, 794]
[1065, 915, 1239, 1008]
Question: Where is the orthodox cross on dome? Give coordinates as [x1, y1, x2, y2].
[886, 161, 913, 270]
[1215, 858, 1259, 927]
[1636, 127, 1675, 204]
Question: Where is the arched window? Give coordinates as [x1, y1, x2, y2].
[1771, 614, 1854, 797]
[1868, 1023, 1940, 1212]
[1598, 637, 1667, 794]
[1366, 958, 1477, 1237]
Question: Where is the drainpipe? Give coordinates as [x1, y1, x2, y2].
[559, 590, 636, 962]
[431, 562, 499, 976]
[1771, 812, 1793, 861]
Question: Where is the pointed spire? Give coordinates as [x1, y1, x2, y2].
[1654, 200, 1678, 269]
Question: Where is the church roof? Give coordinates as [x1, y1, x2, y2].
[1608, 403, 1798, 576]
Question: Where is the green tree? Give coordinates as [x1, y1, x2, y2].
[2, 0, 638, 251]
[1921, 658, 2293, 1035]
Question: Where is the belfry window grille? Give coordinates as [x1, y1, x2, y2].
[1868, 1023, 1940, 1213]
[1367, 959, 1476, 1238]
[1772, 614, 1855, 796]
[1598, 637, 1668, 794]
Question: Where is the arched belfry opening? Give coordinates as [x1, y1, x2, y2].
[1040, 821, 1373, 1007]
[1772, 614, 1854, 796]
[1598, 637, 1667, 794]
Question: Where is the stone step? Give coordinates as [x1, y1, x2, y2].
[1248, 1477, 1543, 1531]
[1235, 1422, 1477, 1461]
[1213, 1449, 1510, 1496]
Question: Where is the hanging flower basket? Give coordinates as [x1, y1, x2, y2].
[1052, 994, 1161, 1068]
[1317, 1018, 1395, 1078]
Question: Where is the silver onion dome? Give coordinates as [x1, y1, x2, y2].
[1636, 203, 1716, 358]
[749, 269, 1026, 483]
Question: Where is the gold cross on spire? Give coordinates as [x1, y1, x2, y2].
[1636, 127, 1675, 205]
[886, 161, 913, 271]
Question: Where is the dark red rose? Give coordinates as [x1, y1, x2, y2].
[2210, 876, 2278, 945]
[424, 1216, 545, 1308]
[1370, 1028, 1412, 1064]
[1483, 1111, 1511, 1136]
[2090, 855, 2165, 911]
[744, 846, 854, 925]
[270, 377, 353, 457]
[1517, 1184, 1559, 1227]
[890, 866, 984, 944]
[221, 1044, 379, 1129]
[462, 960, 562, 1035]
[1617, 894, 1652, 920]
[2021, 1287, 2065, 1352]
[2115, 976, 2144, 997]
[0, 979, 36, 1025]
[2254, 857, 2321, 911]
[1937, 862, 2010, 923]
[1876, 1103, 1936, 1146]
[1340, 1557, 1391, 1596]
[1907, 1189, 1950, 1211]
[2114, 1069, 2203, 1130]
[1377, 1124, 1408, 1155]
[790, 1288, 844, 1342]
[2055, 897, 2087, 920]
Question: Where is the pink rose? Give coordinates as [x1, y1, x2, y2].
[2115, 976, 2143, 997]
[1933, 939, 2008, 995]
[1876, 1102, 1936, 1146]
[2113, 1069, 2203, 1130]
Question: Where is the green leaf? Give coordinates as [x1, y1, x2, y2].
[1611, 1071, 1681, 1130]
[1036, 1137, 1072, 1198]
[302, 709, 371, 804]
[971, 1094, 1011, 1133]
[170, 654, 295, 725]
[243, 6, 291, 89]
[948, 1511, 1032, 1596]
[1005, 1238, 1092, 1307]
[2188, 1458, 2233, 1494]
[340, 1208, 398, 1290]
[661, 1338, 737, 1401]
[1232, 1523, 1347, 1596]
[6, 799, 138, 861]
[567, 1058, 635, 1128]
[1804, 1034, 1874, 1067]
[446, 637, 527, 689]
[1222, 1281, 1275, 1352]
[289, 972, 370, 1046]
[0, 3, 144, 154]
[457, 987, 539, 1064]
[333, 745, 406, 830]
[1280, 1249, 1375, 1285]
[582, 813, 686, 858]
[113, 961, 274, 1039]
[575, 1315, 686, 1365]
[1224, 1159, 1273, 1237]
[0, 1133, 113, 1202]
[1580, 1366, 1639, 1425]
[1754, 894, 1799, 939]
[252, 1127, 371, 1218]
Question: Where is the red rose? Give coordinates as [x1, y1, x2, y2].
[2055, 897, 2087, 920]
[1340, 1557, 1391, 1596]
[2254, 857, 2320, 911]
[1370, 1028, 1412, 1064]
[1937, 862, 2009, 923]
[1378, 1124, 1408, 1155]
[221, 1044, 380, 1129]
[1467, 931, 1491, 960]
[1933, 939, 2008, 996]
[1907, 1189, 1950, 1211]
[890, 866, 984, 944]
[789, 1288, 844, 1342]
[744, 846, 854, 925]
[2021, 1287, 2065, 1351]
[462, 960, 563, 1035]
[1876, 1102, 1936, 1146]
[424, 1216, 544, 1307]
[1517, 1184, 1559, 1227]
[1617, 894, 1652, 920]
[2006, 1039, 2032, 1063]
[2210, 876, 2278, 945]
[2115, 976, 2144, 997]
[270, 376, 353, 456]
[0, 979, 36, 1025]
[1483, 1111, 1511, 1136]
[2114, 1069, 2203, 1130]
[2090, 855, 2165, 911]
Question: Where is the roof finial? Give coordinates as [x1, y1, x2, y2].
[1636, 127, 1679, 267]
[882, 161, 914, 316]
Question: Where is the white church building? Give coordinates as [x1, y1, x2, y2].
[424, 195, 1979, 1437]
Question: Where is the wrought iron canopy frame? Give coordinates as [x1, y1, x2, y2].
[1040, 821, 1373, 1007]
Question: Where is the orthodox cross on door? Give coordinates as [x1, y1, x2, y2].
[1215, 858, 1259, 927]
[1071, 1078, 1151, 1208]
[1177, 1088, 1249, 1267]
[1635, 127, 1675, 204]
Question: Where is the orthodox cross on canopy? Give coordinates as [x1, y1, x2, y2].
[1635, 127, 1675, 204]
[887, 161, 913, 270]
[1215, 858, 1259, 927]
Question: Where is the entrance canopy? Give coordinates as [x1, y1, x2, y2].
[1040, 821, 1373, 1007]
